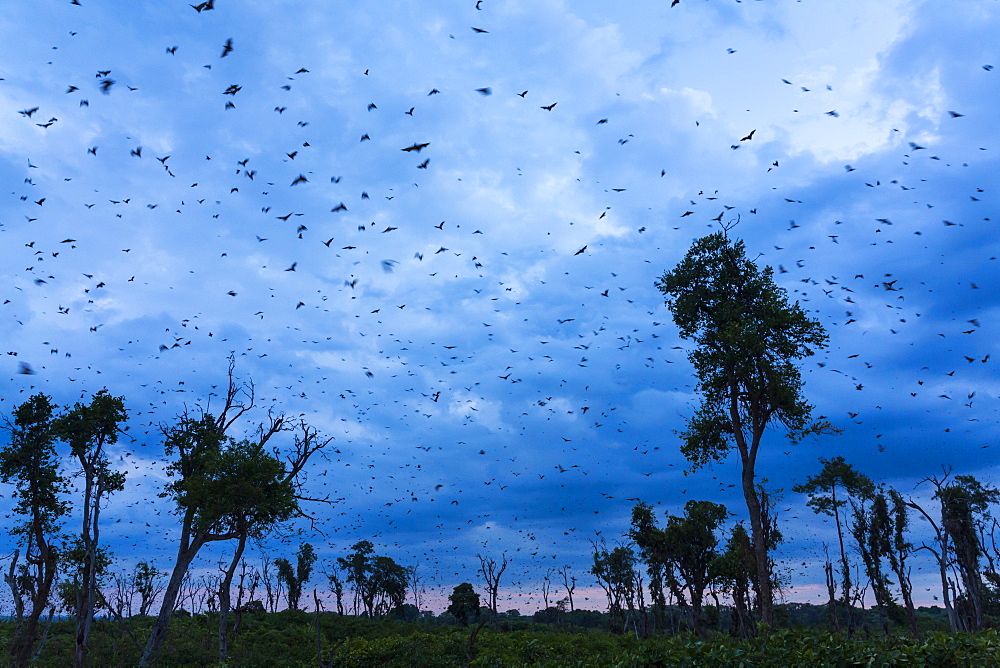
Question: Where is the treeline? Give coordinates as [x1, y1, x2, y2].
[0, 359, 334, 666]
[4, 232, 1000, 666]
[0, 601, 994, 666]
[4, 373, 1000, 666]
[584, 462, 1000, 640]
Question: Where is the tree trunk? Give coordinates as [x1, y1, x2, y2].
[15, 530, 59, 668]
[75, 471, 102, 668]
[831, 485, 853, 635]
[140, 529, 205, 666]
[824, 556, 839, 632]
[218, 532, 247, 665]
[730, 386, 773, 628]
[743, 474, 774, 627]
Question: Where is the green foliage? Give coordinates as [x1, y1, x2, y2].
[5, 610, 1000, 667]
[1, 393, 70, 665]
[53, 389, 128, 495]
[338, 541, 410, 618]
[590, 542, 642, 634]
[630, 500, 728, 633]
[447, 583, 481, 626]
[55, 539, 113, 612]
[655, 232, 832, 467]
[794, 456, 874, 517]
[0, 393, 68, 532]
[163, 418, 296, 537]
[657, 231, 836, 626]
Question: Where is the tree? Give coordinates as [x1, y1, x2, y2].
[55, 540, 113, 615]
[590, 541, 642, 634]
[132, 562, 165, 617]
[793, 456, 873, 633]
[477, 552, 508, 619]
[906, 469, 998, 632]
[447, 583, 481, 626]
[540, 568, 553, 612]
[558, 565, 576, 612]
[1, 394, 68, 667]
[407, 564, 424, 612]
[140, 362, 330, 666]
[712, 524, 756, 638]
[656, 230, 835, 626]
[53, 389, 128, 667]
[339, 541, 374, 616]
[883, 488, 920, 636]
[337, 541, 408, 617]
[275, 543, 317, 611]
[936, 474, 998, 631]
[326, 566, 345, 615]
[367, 555, 408, 617]
[630, 500, 728, 635]
[850, 490, 893, 633]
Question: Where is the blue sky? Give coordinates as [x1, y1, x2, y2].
[1, 0, 998, 612]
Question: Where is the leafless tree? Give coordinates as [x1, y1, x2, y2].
[559, 565, 576, 612]
[540, 568, 553, 611]
[477, 552, 508, 618]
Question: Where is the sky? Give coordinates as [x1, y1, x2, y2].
[1, 0, 998, 614]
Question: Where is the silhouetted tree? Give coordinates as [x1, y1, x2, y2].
[907, 468, 998, 632]
[590, 541, 642, 634]
[937, 474, 998, 631]
[275, 543, 317, 611]
[326, 566, 345, 615]
[656, 230, 835, 626]
[851, 489, 893, 633]
[559, 565, 576, 612]
[883, 488, 920, 636]
[794, 456, 873, 633]
[338, 541, 408, 617]
[54, 389, 128, 667]
[447, 582, 480, 626]
[140, 362, 330, 665]
[1, 394, 68, 667]
[630, 500, 728, 635]
[477, 552, 508, 618]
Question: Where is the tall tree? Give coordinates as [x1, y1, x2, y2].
[54, 389, 128, 667]
[850, 491, 893, 633]
[793, 456, 873, 633]
[326, 565, 345, 616]
[656, 230, 835, 626]
[140, 363, 330, 665]
[883, 488, 919, 636]
[339, 540, 375, 616]
[937, 475, 998, 631]
[367, 555, 408, 617]
[1, 394, 68, 667]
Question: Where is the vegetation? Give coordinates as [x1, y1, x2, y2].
[1, 609, 999, 667]
[3, 235, 1000, 664]
[655, 230, 838, 626]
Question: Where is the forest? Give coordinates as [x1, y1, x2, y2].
[3, 232, 1000, 666]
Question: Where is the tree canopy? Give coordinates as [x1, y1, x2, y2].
[656, 230, 835, 626]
